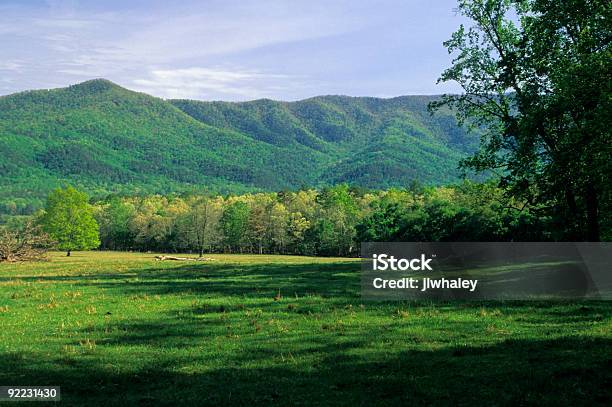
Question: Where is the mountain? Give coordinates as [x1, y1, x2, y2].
[170, 95, 476, 187]
[0, 79, 477, 214]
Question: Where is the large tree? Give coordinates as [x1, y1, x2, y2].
[431, 0, 611, 240]
[40, 186, 100, 256]
[220, 201, 250, 253]
[96, 197, 135, 250]
[315, 185, 359, 256]
[180, 197, 222, 256]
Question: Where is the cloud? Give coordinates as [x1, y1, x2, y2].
[131, 67, 300, 100]
[0, 0, 369, 98]
[117, 5, 365, 62]
[0, 0, 465, 98]
[0, 60, 24, 72]
[50, 1, 372, 77]
[32, 17, 97, 29]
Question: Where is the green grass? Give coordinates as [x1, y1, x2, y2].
[0, 252, 610, 406]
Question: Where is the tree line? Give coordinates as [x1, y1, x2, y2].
[2, 180, 597, 261]
[90, 182, 552, 256]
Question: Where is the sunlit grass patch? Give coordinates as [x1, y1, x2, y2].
[0, 251, 610, 406]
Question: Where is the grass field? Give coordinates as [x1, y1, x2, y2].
[0, 252, 610, 406]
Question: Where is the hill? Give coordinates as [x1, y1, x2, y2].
[0, 79, 476, 214]
[170, 95, 476, 187]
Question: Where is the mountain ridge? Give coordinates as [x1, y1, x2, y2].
[1, 79, 450, 104]
[0, 79, 477, 215]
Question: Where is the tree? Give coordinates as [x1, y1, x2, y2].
[269, 202, 289, 253]
[247, 194, 274, 254]
[0, 221, 52, 262]
[315, 185, 359, 256]
[287, 211, 310, 253]
[127, 196, 186, 252]
[95, 197, 135, 250]
[40, 186, 100, 256]
[179, 197, 222, 256]
[356, 191, 413, 242]
[220, 201, 250, 253]
[431, 0, 611, 241]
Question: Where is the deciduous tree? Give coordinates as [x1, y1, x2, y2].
[40, 186, 100, 256]
[431, 0, 611, 240]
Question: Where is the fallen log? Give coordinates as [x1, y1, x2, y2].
[155, 255, 216, 262]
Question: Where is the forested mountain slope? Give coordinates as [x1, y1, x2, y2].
[0, 79, 476, 214]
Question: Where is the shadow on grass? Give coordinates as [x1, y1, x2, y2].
[2, 258, 611, 405]
[3, 258, 610, 321]
[0, 261, 362, 303]
[0, 336, 610, 406]
[5, 256, 608, 300]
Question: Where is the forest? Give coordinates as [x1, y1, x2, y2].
[83, 182, 553, 256]
[1, 180, 586, 261]
[0, 81, 474, 216]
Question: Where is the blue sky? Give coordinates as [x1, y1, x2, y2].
[0, 0, 467, 101]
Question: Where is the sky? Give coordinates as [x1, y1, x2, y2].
[0, 0, 467, 101]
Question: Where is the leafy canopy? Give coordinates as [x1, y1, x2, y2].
[40, 186, 100, 252]
[431, 0, 611, 240]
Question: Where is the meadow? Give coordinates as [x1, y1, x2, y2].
[0, 251, 610, 406]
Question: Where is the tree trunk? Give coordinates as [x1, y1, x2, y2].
[66, 250, 71, 257]
[564, 187, 581, 239]
[585, 184, 600, 241]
